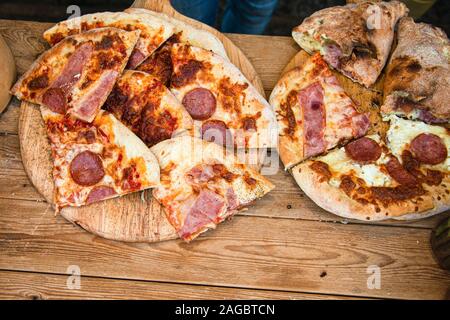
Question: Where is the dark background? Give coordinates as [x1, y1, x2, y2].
[0, 0, 448, 36]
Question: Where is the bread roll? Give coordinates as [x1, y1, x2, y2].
[0, 34, 16, 113]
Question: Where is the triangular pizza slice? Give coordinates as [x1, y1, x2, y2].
[41, 106, 160, 210]
[11, 28, 140, 123]
[270, 53, 370, 169]
[43, 11, 175, 69]
[292, 1, 408, 87]
[151, 135, 274, 242]
[168, 43, 277, 149]
[103, 70, 194, 147]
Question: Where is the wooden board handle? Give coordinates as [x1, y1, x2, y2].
[131, 0, 177, 15]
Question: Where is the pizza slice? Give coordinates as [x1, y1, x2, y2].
[385, 115, 449, 174]
[151, 135, 274, 242]
[270, 53, 370, 169]
[41, 106, 160, 210]
[103, 70, 193, 147]
[381, 18, 450, 124]
[292, 133, 449, 221]
[168, 43, 277, 149]
[136, 33, 180, 87]
[292, 1, 408, 87]
[125, 8, 228, 59]
[43, 11, 175, 69]
[11, 28, 140, 123]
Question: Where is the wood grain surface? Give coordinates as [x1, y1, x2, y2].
[0, 18, 449, 300]
[17, 0, 269, 243]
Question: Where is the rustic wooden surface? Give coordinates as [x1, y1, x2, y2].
[18, 0, 268, 243]
[0, 17, 449, 299]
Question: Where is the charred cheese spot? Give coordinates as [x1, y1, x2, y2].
[171, 59, 204, 87]
[310, 161, 332, 182]
[27, 74, 49, 90]
[217, 78, 249, 113]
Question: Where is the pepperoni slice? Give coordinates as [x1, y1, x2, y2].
[70, 151, 105, 186]
[182, 88, 216, 120]
[410, 133, 447, 165]
[385, 157, 418, 186]
[201, 120, 232, 146]
[86, 186, 116, 205]
[42, 87, 66, 114]
[345, 137, 382, 162]
[126, 49, 146, 70]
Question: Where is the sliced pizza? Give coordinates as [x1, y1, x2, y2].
[41, 106, 160, 210]
[151, 135, 274, 242]
[11, 28, 140, 123]
[125, 7, 228, 59]
[292, 1, 408, 87]
[385, 115, 449, 173]
[292, 133, 449, 221]
[43, 11, 175, 69]
[270, 53, 370, 169]
[136, 33, 179, 86]
[168, 43, 277, 149]
[103, 70, 193, 147]
[382, 18, 450, 124]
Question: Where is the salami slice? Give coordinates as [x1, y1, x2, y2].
[201, 120, 232, 146]
[42, 87, 66, 114]
[182, 88, 216, 120]
[69, 150, 105, 186]
[410, 133, 447, 165]
[345, 137, 382, 162]
[299, 82, 326, 158]
[86, 186, 116, 204]
[385, 157, 418, 186]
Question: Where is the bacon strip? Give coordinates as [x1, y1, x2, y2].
[42, 42, 93, 114]
[71, 70, 119, 122]
[178, 189, 226, 240]
[299, 82, 326, 158]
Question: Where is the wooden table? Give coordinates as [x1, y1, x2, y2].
[0, 19, 449, 300]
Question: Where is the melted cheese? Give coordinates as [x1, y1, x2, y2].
[386, 115, 450, 172]
[318, 134, 393, 187]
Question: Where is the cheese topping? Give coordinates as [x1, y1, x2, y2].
[318, 134, 393, 187]
[386, 115, 450, 172]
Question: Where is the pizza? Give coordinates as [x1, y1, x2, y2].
[270, 53, 370, 169]
[103, 70, 193, 147]
[43, 11, 175, 69]
[41, 106, 160, 210]
[151, 135, 274, 242]
[168, 43, 277, 149]
[125, 8, 228, 59]
[11, 28, 140, 123]
[136, 33, 180, 86]
[292, 1, 408, 88]
[381, 18, 450, 124]
[274, 1, 450, 221]
[292, 131, 449, 221]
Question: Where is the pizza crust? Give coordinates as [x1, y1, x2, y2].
[43, 11, 175, 68]
[292, 160, 449, 221]
[125, 8, 229, 59]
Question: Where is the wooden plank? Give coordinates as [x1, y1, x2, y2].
[0, 270, 363, 300]
[0, 133, 447, 228]
[0, 198, 448, 299]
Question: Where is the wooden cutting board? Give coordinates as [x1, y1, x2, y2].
[18, 0, 267, 243]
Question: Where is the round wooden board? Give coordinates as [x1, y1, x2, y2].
[282, 50, 387, 138]
[19, 0, 267, 243]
